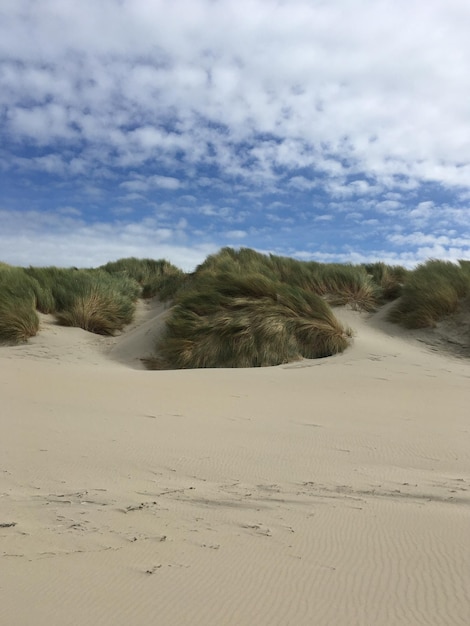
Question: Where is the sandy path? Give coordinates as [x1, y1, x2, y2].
[1, 304, 469, 625]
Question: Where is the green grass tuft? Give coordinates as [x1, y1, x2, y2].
[100, 257, 184, 300]
[195, 248, 384, 311]
[388, 260, 470, 328]
[156, 271, 352, 368]
[363, 262, 408, 301]
[53, 271, 137, 335]
[23, 266, 63, 313]
[0, 267, 40, 343]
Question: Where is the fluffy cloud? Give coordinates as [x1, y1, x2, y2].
[0, 208, 217, 271]
[1, 0, 470, 267]
[2, 0, 470, 187]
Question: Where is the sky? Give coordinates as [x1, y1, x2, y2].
[1, 0, 470, 271]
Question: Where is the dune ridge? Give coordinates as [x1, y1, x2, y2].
[1, 304, 469, 625]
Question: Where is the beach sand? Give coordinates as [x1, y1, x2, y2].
[1, 301, 469, 625]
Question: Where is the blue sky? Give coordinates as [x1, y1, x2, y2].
[1, 0, 470, 271]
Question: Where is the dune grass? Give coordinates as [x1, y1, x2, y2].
[53, 270, 138, 335]
[0, 267, 39, 343]
[309, 263, 381, 311]
[155, 271, 352, 368]
[459, 259, 470, 278]
[100, 257, 185, 300]
[388, 260, 470, 328]
[363, 262, 408, 301]
[23, 266, 140, 336]
[2, 260, 168, 341]
[24, 266, 71, 313]
[2, 251, 470, 357]
[195, 247, 384, 311]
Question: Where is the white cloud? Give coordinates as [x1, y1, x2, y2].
[0, 208, 216, 271]
[120, 174, 182, 193]
[290, 245, 470, 269]
[288, 176, 317, 191]
[1, 0, 470, 266]
[376, 200, 403, 214]
[1, 0, 469, 190]
[7, 103, 76, 144]
[408, 201, 435, 224]
[57, 206, 82, 217]
[224, 230, 247, 240]
[388, 231, 470, 248]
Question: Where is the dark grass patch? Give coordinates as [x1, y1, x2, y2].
[388, 260, 470, 328]
[0, 267, 40, 343]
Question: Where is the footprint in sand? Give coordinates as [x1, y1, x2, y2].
[241, 523, 272, 537]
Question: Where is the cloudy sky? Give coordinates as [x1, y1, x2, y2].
[1, 0, 470, 270]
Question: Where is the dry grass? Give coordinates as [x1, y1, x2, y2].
[195, 248, 384, 311]
[54, 280, 135, 335]
[100, 257, 184, 299]
[0, 267, 39, 343]
[388, 260, 470, 328]
[156, 272, 352, 368]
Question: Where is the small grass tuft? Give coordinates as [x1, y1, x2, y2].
[100, 257, 184, 300]
[388, 260, 470, 328]
[363, 262, 408, 301]
[0, 267, 40, 343]
[53, 271, 136, 335]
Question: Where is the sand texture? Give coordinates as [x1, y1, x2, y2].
[1, 301, 470, 625]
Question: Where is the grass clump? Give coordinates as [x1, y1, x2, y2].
[195, 248, 383, 311]
[0, 267, 40, 343]
[310, 263, 382, 311]
[100, 257, 184, 300]
[156, 271, 352, 369]
[388, 260, 470, 328]
[23, 266, 68, 313]
[363, 262, 408, 301]
[24, 266, 140, 335]
[4, 259, 181, 340]
[53, 270, 137, 335]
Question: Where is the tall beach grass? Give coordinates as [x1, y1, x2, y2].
[53, 270, 138, 335]
[388, 260, 470, 328]
[2, 251, 469, 358]
[1, 258, 183, 342]
[195, 247, 385, 311]
[155, 271, 352, 368]
[100, 257, 185, 300]
[0, 267, 39, 343]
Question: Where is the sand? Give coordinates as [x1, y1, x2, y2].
[1, 301, 469, 626]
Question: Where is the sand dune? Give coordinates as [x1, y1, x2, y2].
[1, 303, 469, 625]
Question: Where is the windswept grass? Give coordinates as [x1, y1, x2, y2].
[1, 263, 141, 339]
[24, 265, 141, 335]
[195, 248, 383, 311]
[53, 270, 137, 335]
[155, 271, 352, 369]
[459, 259, 470, 278]
[100, 257, 184, 300]
[310, 264, 382, 311]
[363, 262, 408, 301]
[388, 260, 470, 328]
[0, 267, 39, 343]
[24, 266, 68, 313]
[3, 251, 469, 356]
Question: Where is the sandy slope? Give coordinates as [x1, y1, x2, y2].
[1, 302, 469, 626]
